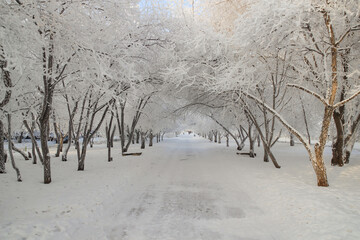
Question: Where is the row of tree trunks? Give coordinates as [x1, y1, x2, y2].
[116, 96, 151, 155]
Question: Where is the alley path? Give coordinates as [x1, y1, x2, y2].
[3, 135, 357, 240]
[98, 134, 263, 240]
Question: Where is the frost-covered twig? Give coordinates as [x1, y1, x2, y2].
[287, 84, 329, 106]
[333, 90, 360, 109]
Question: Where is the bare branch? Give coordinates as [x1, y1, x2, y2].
[173, 102, 225, 114]
[333, 90, 360, 109]
[287, 84, 329, 106]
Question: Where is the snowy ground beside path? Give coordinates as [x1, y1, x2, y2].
[1, 135, 360, 240]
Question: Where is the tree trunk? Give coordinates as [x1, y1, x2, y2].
[141, 132, 146, 149]
[40, 123, 51, 184]
[0, 120, 6, 173]
[110, 126, 116, 148]
[31, 139, 37, 164]
[344, 132, 357, 164]
[78, 146, 86, 171]
[17, 131, 23, 143]
[300, 99, 311, 145]
[30, 115, 37, 164]
[248, 125, 256, 158]
[312, 106, 334, 187]
[107, 128, 113, 162]
[106, 113, 114, 162]
[218, 132, 221, 144]
[331, 110, 344, 166]
[23, 119, 43, 164]
[149, 131, 153, 147]
[7, 114, 22, 181]
[0, 46, 13, 174]
[249, 136, 255, 158]
[117, 104, 126, 154]
[313, 144, 329, 187]
[56, 134, 64, 157]
[62, 120, 73, 162]
[136, 130, 140, 144]
[53, 121, 64, 158]
[290, 133, 295, 146]
[263, 147, 269, 162]
[226, 134, 229, 147]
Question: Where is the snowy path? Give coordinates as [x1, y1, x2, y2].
[1, 135, 360, 240]
[99, 136, 262, 240]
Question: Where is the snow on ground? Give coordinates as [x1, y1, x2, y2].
[1, 134, 360, 240]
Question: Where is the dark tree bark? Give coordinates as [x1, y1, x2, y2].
[39, 31, 55, 184]
[0, 120, 6, 173]
[290, 133, 295, 146]
[135, 129, 140, 144]
[140, 131, 146, 149]
[30, 114, 37, 164]
[331, 110, 344, 166]
[343, 112, 360, 164]
[213, 130, 218, 143]
[116, 103, 126, 154]
[0, 45, 13, 173]
[106, 110, 114, 162]
[149, 131, 153, 147]
[110, 126, 116, 148]
[226, 133, 229, 147]
[17, 131, 23, 143]
[7, 114, 22, 181]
